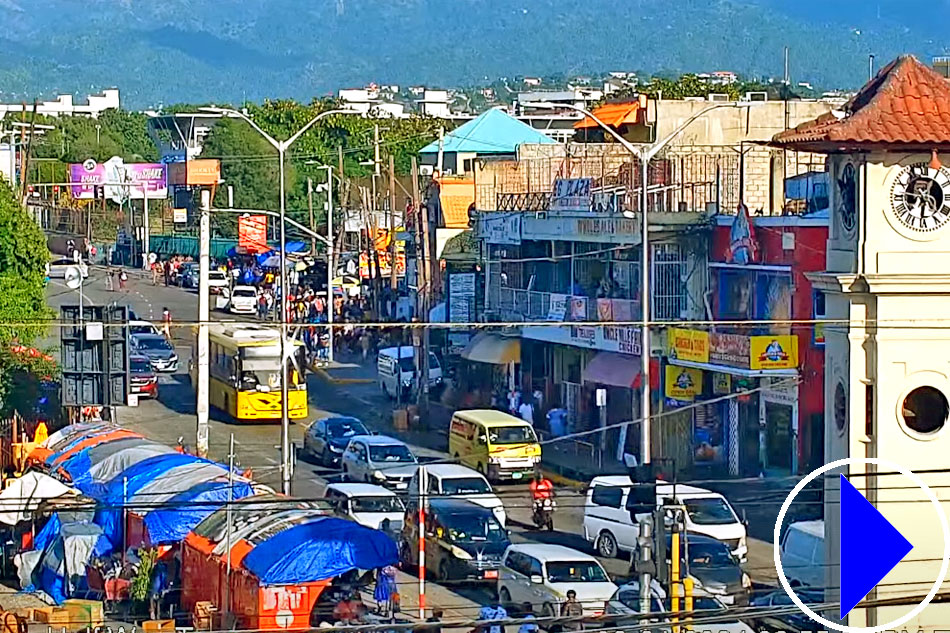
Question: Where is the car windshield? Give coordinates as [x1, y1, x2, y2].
[233, 288, 256, 297]
[129, 324, 155, 335]
[398, 357, 415, 372]
[441, 476, 491, 495]
[444, 514, 506, 543]
[209, 271, 226, 280]
[352, 496, 405, 513]
[615, 590, 663, 613]
[684, 498, 737, 525]
[489, 425, 537, 445]
[369, 444, 415, 463]
[546, 561, 609, 583]
[685, 543, 736, 568]
[326, 419, 368, 439]
[136, 338, 171, 350]
[131, 359, 151, 373]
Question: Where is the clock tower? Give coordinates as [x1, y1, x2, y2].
[774, 55, 950, 630]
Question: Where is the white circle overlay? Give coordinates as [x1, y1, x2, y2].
[773, 457, 950, 633]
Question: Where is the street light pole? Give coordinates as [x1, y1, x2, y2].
[200, 107, 356, 495]
[528, 100, 754, 470]
[320, 165, 335, 364]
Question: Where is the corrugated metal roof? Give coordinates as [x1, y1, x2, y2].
[419, 108, 556, 155]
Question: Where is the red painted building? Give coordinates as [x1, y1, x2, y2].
[708, 210, 828, 474]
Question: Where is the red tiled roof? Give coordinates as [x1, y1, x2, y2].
[575, 101, 641, 129]
[773, 55, 950, 150]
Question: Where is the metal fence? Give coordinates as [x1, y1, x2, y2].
[490, 287, 641, 323]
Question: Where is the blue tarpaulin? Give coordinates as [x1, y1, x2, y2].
[30, 521, 111, 603]
[242, 517, 398, 585]
[145, 478, 253, 545]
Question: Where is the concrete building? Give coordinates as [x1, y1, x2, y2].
[0, 89, 120, 119]
[419, 90, 451, 118]
[338, 88, 406, 117]
[774, 54, 950, 630]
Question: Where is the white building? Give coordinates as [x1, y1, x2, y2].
[419, 90, 451, 118]
[0, 89, 120, 119]
[516, 88, 604, 114]
[775, 54, 950, 630]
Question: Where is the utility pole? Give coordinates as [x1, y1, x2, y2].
[224, 433, 234, 623]
[413, 157, 429, 418]
[322, 166, 335, 364]
[196, 189, 211, 457]
[638, 514, 654, 617]
[436, 127, 445, 175]
[307, 177, 316, 255]
[418, 464, 428, 619]
[389, 154, 398, 306]
[142, 193, 150, 270]
[372, 124, 383, 319]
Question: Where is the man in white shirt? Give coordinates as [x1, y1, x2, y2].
[518, 400, 534, 424]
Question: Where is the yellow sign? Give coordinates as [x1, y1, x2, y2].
[712, 372, 732, 395]
[665, 365, 703, 401]
[668, 328, 709, 364]
[750, 335, 799, 370]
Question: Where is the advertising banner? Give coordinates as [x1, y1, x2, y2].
[167, 159, 221, 186]
[238, 215, 269, 254]
[69, 159, 167, 201]
[709, 332, 751, 369]
[551, 178, 592, 211]
[665, 365, 703, 401]
[668, 328, 710, 363]
[750, 335, 799, 370]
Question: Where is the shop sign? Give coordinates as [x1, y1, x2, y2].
[551, 178, 592, 211]
[547, 293, 568, 321]
[570, 297, 588, 320]
[576, 217, 640, 237]
[172, 208, 188, 223]
[448, 272, 476, 324]
[569, 325, 596, 346]
[712, 372, 732, 395]
[522, 324, 641, 356]
[665, 365, 703, 401]
[750, 335, 798, 370]
[709, 332, 751, 369]
[238, 214, 268, 253]
[668, 328, 709, 363]
[482, 212, 522, 245]
[603, 325, 642, 356]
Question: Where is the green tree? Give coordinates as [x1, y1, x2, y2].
[0, 179, 55, 416]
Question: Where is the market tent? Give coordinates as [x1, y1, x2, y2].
[241, 517, 397, 585]
[55, 435, 150, 484]
[45, 422, 111, 450]
[21, 520, 110, 604]
[145, 476, 253, 545]
[83, 444, 176, 487]
[0, 472, 77, 526]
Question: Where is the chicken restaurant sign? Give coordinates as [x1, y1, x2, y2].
[522, 324, 642, 356]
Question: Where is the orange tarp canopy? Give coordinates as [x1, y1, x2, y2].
[50, 429, 141, 466]
[575, 101, 641, 130]
[438, 178, 475, 229]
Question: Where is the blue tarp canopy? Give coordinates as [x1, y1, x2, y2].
[145, 478, 253, 545]
[241, 517, 397, 585]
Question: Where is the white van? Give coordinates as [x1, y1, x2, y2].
[780, 520, 825, 587]
[407, 463, 507, 525]
[377, 346, 442, 398]
[582, 475, 748, 562]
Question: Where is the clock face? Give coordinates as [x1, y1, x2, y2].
[837, 162, 857, 233]
[890, 162, 950, 232]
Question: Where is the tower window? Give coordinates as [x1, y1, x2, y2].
[901, 386, 949, 435]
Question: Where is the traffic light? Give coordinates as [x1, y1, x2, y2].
[627, 463, 657, 517]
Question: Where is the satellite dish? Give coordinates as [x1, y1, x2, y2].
[64, 266, 82, 290]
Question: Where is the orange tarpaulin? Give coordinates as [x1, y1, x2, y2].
[438, 178, 475, 229]
[49, 429, 141, 466]
[574, 101, 641, 130]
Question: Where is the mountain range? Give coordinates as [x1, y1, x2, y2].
[1, 0, 948, 108]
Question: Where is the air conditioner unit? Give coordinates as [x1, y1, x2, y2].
[419, 164, 434, 176]
[708, 93, 730, 102]
[745, 91, 768, 102]
[535, 211, 547, 220]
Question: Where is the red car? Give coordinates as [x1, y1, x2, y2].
[130, 354, 158, 398]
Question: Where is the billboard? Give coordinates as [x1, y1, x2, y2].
[69, 158, 167, 201]
[167, 159, 221, 186]
[238, 215, 269, 254]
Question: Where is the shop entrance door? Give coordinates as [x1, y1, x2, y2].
[764, 401, 792, 473]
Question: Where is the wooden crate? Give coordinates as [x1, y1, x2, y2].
[33, 606, 71, 628]
[142, 619, 176, 633]
[63, 599, 104, 629]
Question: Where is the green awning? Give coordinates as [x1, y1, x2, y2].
[148, 235, 238, 259]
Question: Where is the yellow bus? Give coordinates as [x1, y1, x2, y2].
[190, 323, 308, 422]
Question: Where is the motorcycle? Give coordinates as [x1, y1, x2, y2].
[532, 496, 556, 531]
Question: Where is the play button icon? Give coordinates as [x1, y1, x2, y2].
[839, 474, 913, 618]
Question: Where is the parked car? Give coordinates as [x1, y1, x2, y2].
[606, 581, 753, 632]
[400, 497, 509, 583]
[303, 415, 370, 466]
[749, 589, 823, 631]
[177, 262, 199, 288]
[129, 354, 158, 399]
[208, 270, 230, 294]
[498, 543, 617, 617]
[47, 258, 88, 279]
[129, 320, 162, 338]
[323, 483, 405, 536]
[780, 520, 825, 587]
[131, 333, 179, 372]
[669, 533, 750, 606]
[583, 476, 747, 561]
[341, 435, 418, 490]
[407, 463, 507, 525]
[228, 285, 259, 315]
[377, 346, 442, 398]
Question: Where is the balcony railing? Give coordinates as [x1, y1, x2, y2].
[489, 286, 641, 323]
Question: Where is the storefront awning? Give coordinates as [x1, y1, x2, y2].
[461, 333, 521, 365]
[582, 352, 641, 389]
